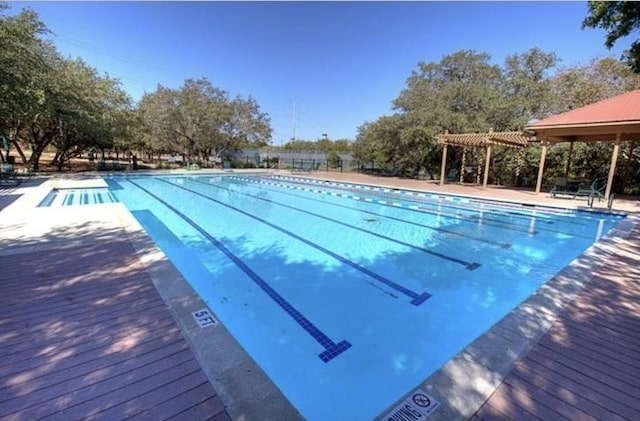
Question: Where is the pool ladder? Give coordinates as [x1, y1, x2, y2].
[589, 193, 615, 210]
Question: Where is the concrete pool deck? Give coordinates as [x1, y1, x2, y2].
[1, 170, 638, 420]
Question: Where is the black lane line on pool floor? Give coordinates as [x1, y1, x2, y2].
[272, 175, 604, 230]
[271, 175, 558, 225]
[229, 176, 512, 249]
[250, 175, 602, 239]
[245, 176, 540, 236]
[127, 178, 352, 363]
[273, 175, 601, 228]
[189, 177, 483, 270]
[153, 177, 433, 306]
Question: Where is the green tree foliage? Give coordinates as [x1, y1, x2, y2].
[353, 114, 439, 175]
[582, 1, 640, 73]
[501, 48, 559, 126]
[393, 50, 504, 133]
[355, 48, 558, 177]
[1, 4, 132, 171]
[550, 57, 640, 111]
[137, 78, 271, 165]
[279, 137, 352, 153]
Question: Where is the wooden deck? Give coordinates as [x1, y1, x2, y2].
[472, 223, 640, 420]
[0, 237, 230, 420]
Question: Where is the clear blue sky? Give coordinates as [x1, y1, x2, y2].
[10, 1, 631, 144]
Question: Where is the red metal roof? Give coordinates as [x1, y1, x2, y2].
[527, 89, 640, 128]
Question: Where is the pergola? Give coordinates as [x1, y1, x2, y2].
[526, 89, 640, 200]
[436, 130, 531, 188]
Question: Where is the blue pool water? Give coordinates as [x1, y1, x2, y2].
[105, 174, 624, 420]
[38, 187, 119, 207]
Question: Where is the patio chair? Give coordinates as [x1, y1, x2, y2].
[574, 179, 606, 201]
[549, 177, 580, 198]
[0, 162, 19, 187]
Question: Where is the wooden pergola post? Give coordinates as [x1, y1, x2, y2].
[535, 142, 548, 195]
[605, 133, 621, 200]
[439, 143, 448, 186]
[482, 145, 492, 189]
[460, 147, 466, 182]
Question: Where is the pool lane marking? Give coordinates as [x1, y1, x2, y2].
[240, 175, 597, 238]
[232, 175, 537, 236]
[282, 175, 606, 227]
[271, 175, 595, 228]
[127, 178, 352, 363]
[240, 175, 539, 235]
[273, 175, 594, 226]
[191, 177, 483, 270]
[272, 175, 556, 224]
[230, 176, 512, 249]
[272, 176, 550, 232]
[154, 177, 432, 306]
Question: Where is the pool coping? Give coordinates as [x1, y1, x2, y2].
[6, 171, 637, 420]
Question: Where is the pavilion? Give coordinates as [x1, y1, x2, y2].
[525, 89, 640, 200]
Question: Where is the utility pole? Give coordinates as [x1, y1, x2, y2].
[291, 101, 296, 141]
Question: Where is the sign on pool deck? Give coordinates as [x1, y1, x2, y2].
[383, 389, 440, 420]
[191, 308, 218, 328]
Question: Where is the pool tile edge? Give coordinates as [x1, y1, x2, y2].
[119, 206, 303, 420]
[375, 213, 639, 421]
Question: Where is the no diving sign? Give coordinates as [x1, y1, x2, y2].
[383, 389, 440, 420]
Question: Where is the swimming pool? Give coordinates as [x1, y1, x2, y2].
[105, 173, 625, 420]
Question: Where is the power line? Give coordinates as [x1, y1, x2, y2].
[53, 34, 184, 79]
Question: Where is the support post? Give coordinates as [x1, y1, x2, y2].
[439, 144, 448, 186]
[565, 141, 574, 176]
[460, 147, 466, 183]
[482, 145, 492, 189]
[605, 134, 621, 200]
[535, 143, 548, 195]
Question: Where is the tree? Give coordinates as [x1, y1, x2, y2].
[137, 78, 272, 165]
[501, 48, 559, 126]
[0, 5, 52, 166]
[582, 1, 640, 73]
[393, 50, 505, 134]
[47, 58, 132, 170]
[550, 57, 640, 111]
[352, 114, 439, 175]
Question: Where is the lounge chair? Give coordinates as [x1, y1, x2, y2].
[549, 177, 580, 198]
[573, 179, 606, 201]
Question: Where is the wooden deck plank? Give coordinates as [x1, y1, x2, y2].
[0, 237, 227, 420]
[512, 358, 639, 419]
[525, 348, 640, 410]
[475, 220, 640, 421]
[474, 382, 564, 421]
[0, 304, 170, 363]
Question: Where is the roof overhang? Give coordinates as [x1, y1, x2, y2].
[525, 120, 640, 143]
